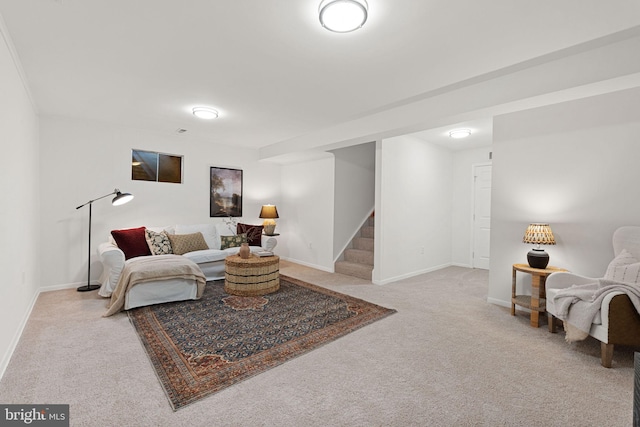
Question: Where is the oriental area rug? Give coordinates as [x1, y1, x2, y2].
[128, 275, 396, 410]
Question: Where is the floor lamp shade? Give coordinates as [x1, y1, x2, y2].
[112, 190, 134, 206]
[522, 223, 556, 269]
[76, 189, 134, 292]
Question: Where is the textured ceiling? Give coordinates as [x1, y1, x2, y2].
[1, 0, 639, 153]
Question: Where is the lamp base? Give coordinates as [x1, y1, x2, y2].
[263, 224, 276, 236]
[527, 249, 550, 269]
[77, 284, 100, 292]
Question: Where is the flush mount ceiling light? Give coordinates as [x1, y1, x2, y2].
[449, 129, 472, 139]
[192, 107, 219, 120]
[319, 0, 368, 33]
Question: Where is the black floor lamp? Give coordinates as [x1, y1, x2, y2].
[76, 188, 134, 292]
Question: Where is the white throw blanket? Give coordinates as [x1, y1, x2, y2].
[551, 279, 640, 341]
[104, 254, 206, 317]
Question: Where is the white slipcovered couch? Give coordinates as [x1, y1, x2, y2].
[97, 222, 276, 300]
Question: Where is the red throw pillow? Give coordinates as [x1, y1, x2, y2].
[237, 223, 263, 246]
[111, 227, 152, 260]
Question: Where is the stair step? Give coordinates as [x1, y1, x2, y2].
[367, 215, 375, 226]
[335, 261, 373, 281]
[353, 237, 374, 251]
[345, 248, 374, 265]
[361, 226, 374, 239]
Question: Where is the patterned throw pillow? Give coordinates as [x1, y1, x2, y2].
[111, 226, 152, 260]
[220, 234, 247, 250]
[167, 232, 209, 255]
[175, 224, 218, 250]
[237, 223, 263, 246]
[145, 229, 173, 255]
[604, 249, 640, 284]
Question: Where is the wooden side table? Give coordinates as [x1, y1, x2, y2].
[511, 263, 567, 328]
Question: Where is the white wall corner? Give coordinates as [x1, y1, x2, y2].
[0, 12, 38, 113]
[0, 289, 40, 381]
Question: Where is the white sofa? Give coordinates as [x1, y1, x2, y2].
[98, 222, 276, 300]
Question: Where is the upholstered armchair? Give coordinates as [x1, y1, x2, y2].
[546, 226, 640, 368]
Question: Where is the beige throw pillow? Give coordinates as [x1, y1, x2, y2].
[604, 249, 640, 284]
[167, 232, 209, 255]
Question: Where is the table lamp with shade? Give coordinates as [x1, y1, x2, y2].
[522, 223, 556, 269]
[259, 205, 279, 236]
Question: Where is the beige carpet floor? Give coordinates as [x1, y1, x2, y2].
[0, 262, 635, 426]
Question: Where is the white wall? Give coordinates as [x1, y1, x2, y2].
[0, 26, 40, 377]
[451, 147, 492, 267]
[279, 155, 335, 272]
[374, 135, 453, 284]
[488, 87, 640, 306]
[38, 116, 281, 288]
[331, 142, 375, 260]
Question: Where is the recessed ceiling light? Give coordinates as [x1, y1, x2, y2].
[192, 107, 219, 120]
[449, 129, 471, 139]
[319, 0, 368, 33]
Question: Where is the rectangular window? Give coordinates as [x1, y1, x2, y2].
[132, 149, 183, 183]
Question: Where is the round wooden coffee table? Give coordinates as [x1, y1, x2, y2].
[224, 254, 280, 296]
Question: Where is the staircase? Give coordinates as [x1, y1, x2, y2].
[334, 214, 374, 281]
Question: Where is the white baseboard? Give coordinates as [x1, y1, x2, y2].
[0, 280, 100, 381]
[373, 263, 452, 285]
[450, 262, 473, 268]
[487, 297, 511, 308]
[39, 280, 97, 293]
[489, 297, 533, 314]
[279, 257, 334, 273]
[0, 288, 39, 381]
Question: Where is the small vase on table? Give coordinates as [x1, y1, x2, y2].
[239, 242, 250, 259]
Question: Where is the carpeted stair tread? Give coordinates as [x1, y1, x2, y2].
[353, 237, 374, 251]
[361, 226, 374, 239]
[345, 248, 374, 265]
[335, 213, 375, 281]
[334, 214, 375, 280]
[335, 261, 373, 281]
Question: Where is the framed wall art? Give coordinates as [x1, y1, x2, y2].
[210, 166, 243, 217]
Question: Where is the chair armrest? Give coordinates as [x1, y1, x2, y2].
[604, 293, 640, 346]
[546, 272, 600, 290]
[97, 242, 125, 297]
[599, 291, 623, 333]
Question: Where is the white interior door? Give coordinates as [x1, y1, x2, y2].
[472, 164, 492, 269]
